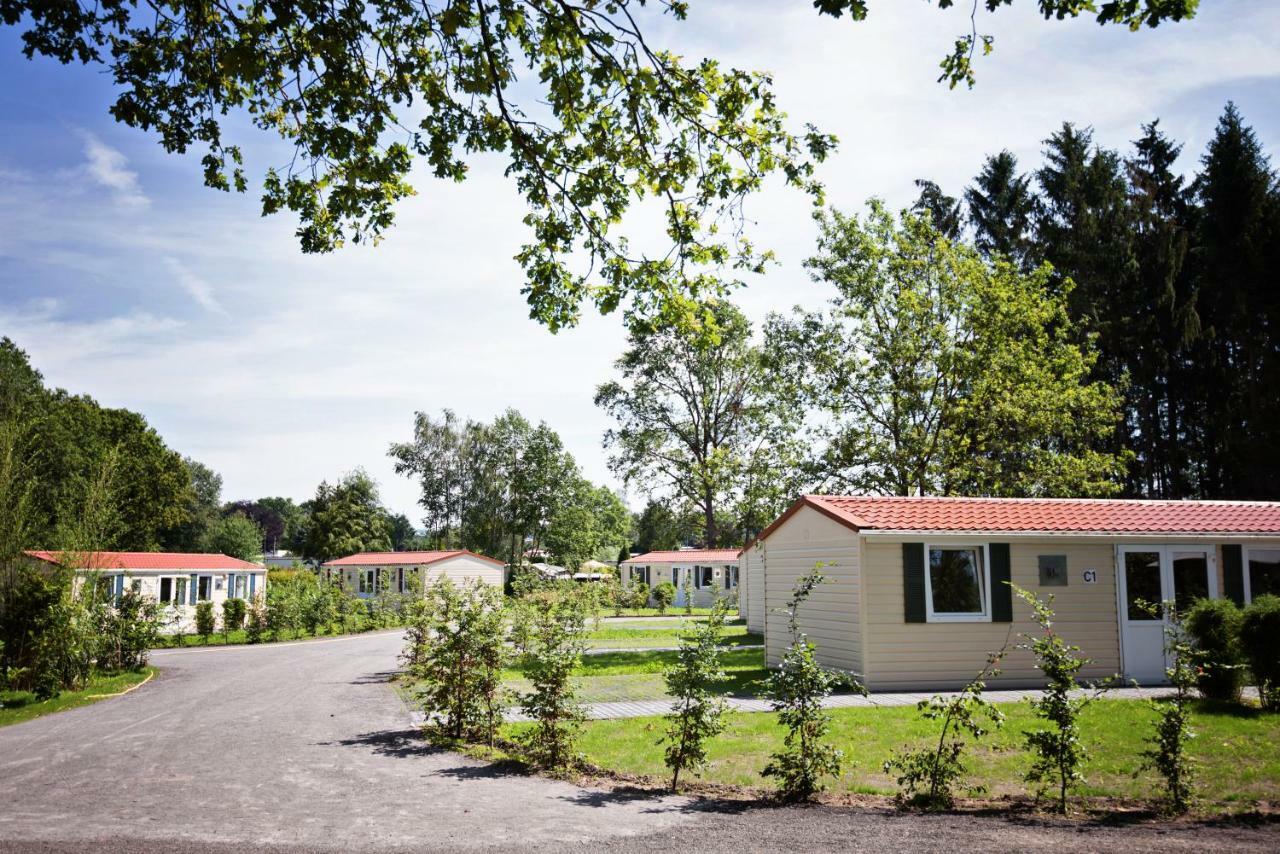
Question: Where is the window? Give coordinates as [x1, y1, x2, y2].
[359, 570, 375, 595]
[724, 566, 738, 590]
[196, 575, 212, 602]
[232, 574, 248, 599]
[175, 577, 188, 605]
[925, 545, 989, 621]
[1171, 551, 1210, 614]
[159, 577, 174, 603]
[1247, 548, 1280, 602]
[672, 567, 679, 586]
[694, 566, 713, 589]
[1123, 550, 1162, 621]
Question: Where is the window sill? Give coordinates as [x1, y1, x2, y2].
[926, 613, 991, 623]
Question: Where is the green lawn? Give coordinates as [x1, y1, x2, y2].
[0, 668, 156, 728]
[600, 607, 738, 618]
[547, 699, 1280, 810]
[503, 647, 776, 703]
[583, 621, 760, 650]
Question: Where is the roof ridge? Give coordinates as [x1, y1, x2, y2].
[813, 494, 1280, 507]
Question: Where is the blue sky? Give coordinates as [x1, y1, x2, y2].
[2, 1, 1278, 519]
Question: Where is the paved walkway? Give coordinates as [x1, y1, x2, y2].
[510, 685, 1252, 722]
[583, 643, 764, 656]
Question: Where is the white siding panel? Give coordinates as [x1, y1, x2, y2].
[761, 506, 862, 676]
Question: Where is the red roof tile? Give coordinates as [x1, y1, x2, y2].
[322, 550, 506, 568]
[623, 549, 742, 564]
[25, 551, 263, 570]
[757, 495, 1280, 539]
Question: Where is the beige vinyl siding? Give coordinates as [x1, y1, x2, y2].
[861, 538, 1120, 690]
[762, 506, 862, 675]
[424, 555, 504, 587]
[742, 546, 765, 634]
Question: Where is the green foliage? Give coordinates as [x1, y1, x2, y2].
[597, 302, 803, 548]
[651, 582, 676, 616]
[762, 569, 858, 802]
[766, 201, 1127, 497]
[201, 513, 264, 561]
[1013, 586, 1102, 813]
[391, 409, 628, 570]
[2, 3, 835, 332]
[194, 601, 216, 644]
[221, 598, 246, 643]
[1239, 595, 1280, 711]
[98, 584, 162, 671]
[0, 338, 192, 551]
[515, 587, 588, 771]
[407, 578, 509, 746]
[244, 596, 268, 645]
[300, 471, 392, 563]
[661, 601, 730, 792]
[680, 574, 694, 616]
[884, 649, 1007, 809]
[1141, 605, 1198, 813]
[1182, 598, 1244, 702]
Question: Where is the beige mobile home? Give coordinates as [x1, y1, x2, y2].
[321, 550, 505, 597]
[619, 549, 741, 609]
[749, 495, 1280, 691]
[25, 550, 267, 632]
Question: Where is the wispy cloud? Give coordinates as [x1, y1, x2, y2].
[165, 257, 227, 315]
[81, 132, 149, 209]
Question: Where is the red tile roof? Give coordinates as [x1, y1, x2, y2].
[755, 495, 1280, 540]
[322, 550, 506, 568]
[25, 551, 263, 570]
[623, 549, 742, 564]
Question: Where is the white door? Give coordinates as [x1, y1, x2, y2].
[1118, 545, 1216, 683]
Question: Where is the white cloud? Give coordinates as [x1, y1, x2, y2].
[165, 257, 226, 315]
[81, 132, 150, 209]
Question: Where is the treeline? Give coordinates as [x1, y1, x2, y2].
[914, 103, 1280, 499]
[598, 103, 1279, 549]
[389, 409, 631, 571]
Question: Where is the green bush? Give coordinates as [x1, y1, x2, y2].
[194, 601, 216, 644]
[1240, 595, 1280, 711]
[100, 586, 162, 670]
[1182, 597, 1244, 701]
[652, 581, 676, 615]
[222, 598, 246, 642]
[244, 597, 268, 644]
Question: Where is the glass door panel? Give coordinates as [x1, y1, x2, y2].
[1171, 551, 1211, 614]
[1122, 551, 1162, 621]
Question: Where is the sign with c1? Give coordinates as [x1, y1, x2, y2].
[1082, 569, 1098, 584]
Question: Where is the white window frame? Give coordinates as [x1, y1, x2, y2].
[724, 565, 737, 590]
[359, 569, 375, 595]
[159, 576, 175, 603]
[1244, 546, 1280, 605]
[196, 575, 213, 602]
[924, 542, 992, 623]
[232, 574, 248, 599]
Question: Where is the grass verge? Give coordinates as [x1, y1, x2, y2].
[157, 623, 404, 648]
[545, 698, 1280, 811]
[0, 667, 156, 728]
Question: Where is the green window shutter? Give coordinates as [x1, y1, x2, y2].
[990, 543, 1012, 622]
[903, 543, 926, 623]
[1223, 544, 1244, 606]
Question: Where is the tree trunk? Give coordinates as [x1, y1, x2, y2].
[703, 487, 717, 548]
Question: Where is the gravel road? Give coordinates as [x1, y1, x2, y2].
[0, 630, 1275, 852]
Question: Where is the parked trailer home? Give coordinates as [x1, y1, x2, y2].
[620, 549, 741, 609]
[321, 550, 505, 597]
[747, 495, 1280, 691]
[24, 550, 266, 632]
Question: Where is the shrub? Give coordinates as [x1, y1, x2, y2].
[762, 568, 860, 802]
[1141, 605, 1197, 813]
[222, 598, 246, 643]
[1013, 586, 1105, 813]
[100, 585, 162, 670]
[1182, 597, 1244, 702]
[409, 578, 510, 746]
[662, 600, 730, 792]
[652, 581, 675, 615]
[244, 596, 268, 644]
[1239, 595, 1280, 711]
[680, 573, 693, 615]
[516, 587, 588, 770]
[194, 601, 216, 644]
[884, 648, 1006, 810]
[629, 582, 650, 611]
